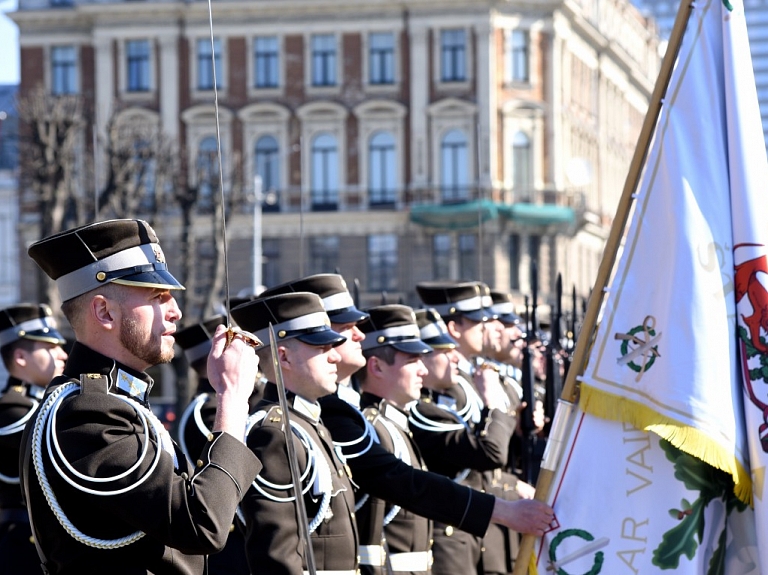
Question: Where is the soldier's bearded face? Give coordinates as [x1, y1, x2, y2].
[117, 288, 181, 368]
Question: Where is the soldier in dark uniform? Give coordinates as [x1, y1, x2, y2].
[259, 273, 368, 408]
[258, 274, 555, 573]
[231, 292, 360, 575]
[20, 219, 263, 575]
[355, 304, 433, 575]
[416, 281, 523, 575]
[0, 303, 68, 574]
[174, 315, 265, 575]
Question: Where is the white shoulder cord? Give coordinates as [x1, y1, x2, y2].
[408, 402, 467, 433]
[245, 411, 333, 534]
[455, 377, 483, 425]
[407, 402, 470, 484]
[32, 381, 177, 549]
[178, 393, 211, 462]
[332, 406, 379, 460]
[370, 416, 411, 526]
[0, 398, 39, 484]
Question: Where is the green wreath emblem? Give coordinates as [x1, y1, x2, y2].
[548, 528, 604, 575]
[620, 325, 658, 374]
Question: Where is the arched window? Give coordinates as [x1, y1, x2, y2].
[255, 135, 280, 211]
[512, 131, 532, 194]
[197, 136, 219, 212]
[311, 133, 338, 210]
[368, 131, 396, 207]
[440, 129, 468, 203]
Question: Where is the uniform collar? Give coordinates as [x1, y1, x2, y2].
[361, 392, 410, 431]
[262, 381, 322, 424]
[4, 376, 46, 399]
[63, 342, 154, 404]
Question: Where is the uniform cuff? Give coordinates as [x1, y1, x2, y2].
[195, 431, 262, 496]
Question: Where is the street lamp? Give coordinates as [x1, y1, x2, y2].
[253, 174, 262, 294]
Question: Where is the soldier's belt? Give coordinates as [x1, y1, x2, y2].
[358, 544, 386, 566]
[389, 551, 433, 572]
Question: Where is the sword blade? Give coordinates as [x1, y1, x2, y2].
[269, 324, 318, 575]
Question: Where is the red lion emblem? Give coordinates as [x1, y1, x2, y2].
[735, 243, 768, 353]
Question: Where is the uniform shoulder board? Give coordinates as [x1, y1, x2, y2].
[79, 373, 110, 394]
[363, 407, 379, 422]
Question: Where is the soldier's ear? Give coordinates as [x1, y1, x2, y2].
[91, 294, 118, 330]
[446, 320, 461, 339]
[368, 355, 384, 378]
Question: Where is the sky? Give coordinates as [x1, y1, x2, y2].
[0, 0, 19, 85]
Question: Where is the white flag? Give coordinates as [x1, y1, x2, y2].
[533, 0, 767, 572]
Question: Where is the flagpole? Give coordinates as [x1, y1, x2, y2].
[512, 1, 695, 573]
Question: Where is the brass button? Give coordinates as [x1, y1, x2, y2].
[445, 526, 454, 536]
[480, 430, 488, 437]
[207, 433, 215, 442]
[229, 524, 235, 533]
[181, 472, 189, 480]
[196, 459, 204, 468]
[318, 429, 324, 437]
[350, 512, 355, 519]
[481, 546, 486, 552]
[29, 536, 35, 544]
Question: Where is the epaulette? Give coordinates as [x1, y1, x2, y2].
[79, 373, 109, 394]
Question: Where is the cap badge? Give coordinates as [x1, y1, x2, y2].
[153, 245, 166, 264]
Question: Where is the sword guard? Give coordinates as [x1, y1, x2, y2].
[225, 326, 263, 350]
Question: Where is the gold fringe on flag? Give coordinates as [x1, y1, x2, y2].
[580, 384, 752, 505]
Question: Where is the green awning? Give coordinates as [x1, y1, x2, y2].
[409, 199, 499, 230]
[409, 200, 576, 230]
[500, 203, 575, 225]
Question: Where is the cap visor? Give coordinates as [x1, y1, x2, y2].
[296, 328, 347, 347]
[423, 333, 457, 349]
[461, 310, 489, 322]
[329, 308, 370, 324]
[497, 313, 521, 325]
[24, 329, 67, 346]
[392, 339, 433, 355]
[113, 269, 185, 291]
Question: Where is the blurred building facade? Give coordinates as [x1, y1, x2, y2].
[10, 0, 660, 312]
[0, 84, 20, 308]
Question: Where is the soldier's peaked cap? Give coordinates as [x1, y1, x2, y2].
[0, 303, 66, 348]
[231, 292, 346, 347]
[415, 308, 458, 350]
[174, 315, 227, 364]
[415, 281, 493, 322]
[28, 219, 184, 302]
[359, 304, 432, 355]
[260, 274, 368, 324]
[489, 290, 521, 326]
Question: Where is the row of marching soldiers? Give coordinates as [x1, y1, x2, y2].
[0, 218, 554, 575]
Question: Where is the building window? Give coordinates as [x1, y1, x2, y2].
[196, 136, 219, 212]
[440, 129, 468, 203]
[510, 234, 521, 291]
[369, 32, 394, 85]
[197, 38, 222, 91]
[254, 36, 279, 88]
[311, 133, 338, 210]
[255, 135, 280, 212]
[433, 234, 451, 279]
[262, 238, 280, 288]
[51, 46, 78, 95]
[309, 236, 339, 275]
[368, 234, 398, 292]
[441, 29, 466, 82]
[126, 40, 151, 92]
[458, 234, 477, 280]
[507, 30, 529, 83]
[368, 131, 396, 207]
[513, 131, 532, 195]
[311, 34, 336, 87]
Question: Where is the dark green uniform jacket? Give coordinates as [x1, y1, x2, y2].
[20, 342, 262, 575]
